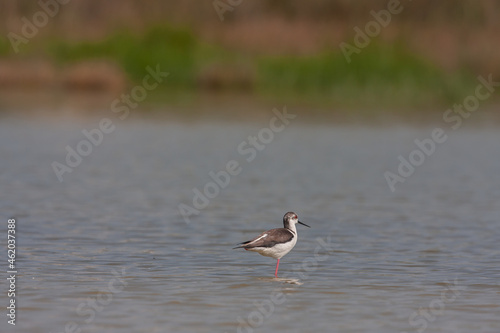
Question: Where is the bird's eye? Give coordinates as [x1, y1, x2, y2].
[294, 215, 297, 219]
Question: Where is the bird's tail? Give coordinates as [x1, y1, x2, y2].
[233, 240, 251, 249]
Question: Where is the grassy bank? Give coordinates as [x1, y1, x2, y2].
[1, 25, 480, 110]
[257, 44, 474, 109]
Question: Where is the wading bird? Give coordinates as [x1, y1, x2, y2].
[233, 212, 310, 277]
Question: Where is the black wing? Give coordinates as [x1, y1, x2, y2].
[233, 228, 293, 249]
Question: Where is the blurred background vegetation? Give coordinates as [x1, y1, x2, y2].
[0, 0, 499, 120]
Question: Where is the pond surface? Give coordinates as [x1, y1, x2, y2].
[1, 118, 499, 332]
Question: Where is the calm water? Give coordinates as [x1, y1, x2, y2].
[1, 118, 499, 333]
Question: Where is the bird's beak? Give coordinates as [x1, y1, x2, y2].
[298, 221, 310, 228]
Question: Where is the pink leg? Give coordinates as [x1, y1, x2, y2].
[274, 259, 280, 278]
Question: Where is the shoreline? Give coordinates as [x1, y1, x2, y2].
[1, 89, 499, 127]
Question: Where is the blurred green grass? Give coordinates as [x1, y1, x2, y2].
[48, 26, 196, 88]
[257, 43, 475, 108]
[3, 24, 477, 110]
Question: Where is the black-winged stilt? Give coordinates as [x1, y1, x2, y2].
[233, 212, 310, 277]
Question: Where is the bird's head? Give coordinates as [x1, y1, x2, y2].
[283, 212, 310, 228]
